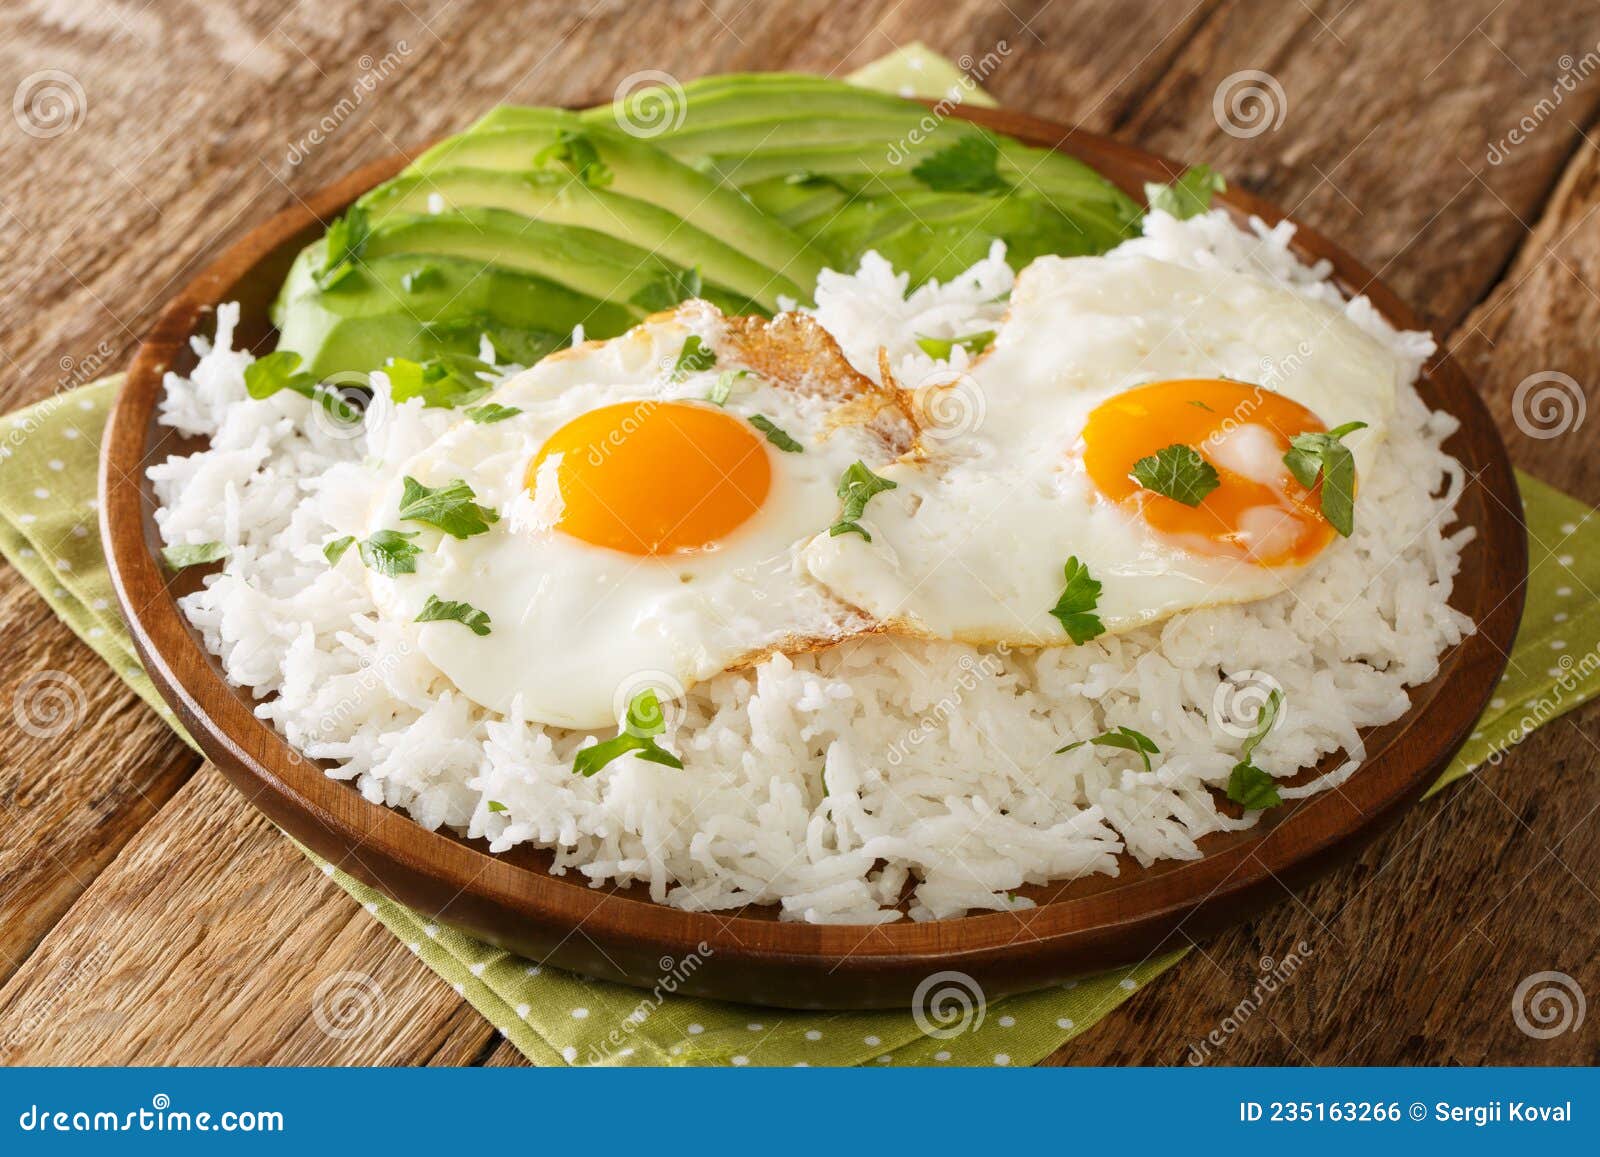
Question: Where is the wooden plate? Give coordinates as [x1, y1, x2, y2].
[100, 105, 1526, 1009]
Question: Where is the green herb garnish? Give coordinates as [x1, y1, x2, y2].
[398, 477, 499, 539]
[359, 529, 422, 577]
[161, 541, 226, 570]
[669, 334, 716, 382]
[1057, 725, 1160, 772]
[706, 369, 752, 406]
[383, 355, 494, 409]
[1224, 687, 1284, 810]
[1188, 399, 1216, 412]
[1048, 556, 1105, 644]
[533, 130, 613, 188]
[415, 594, 492, 636]
[465, 403, 523, 424]
[316, 205, 371, 289]
[323, 536, 356, 565]
[915, 330, 996, 360]
[911, 132, 1010, 194]
[829, 461, 897, 541]
[1131, 443, 1221, 507]
[487, 800, 509, 814]
[1144, 164, 1226, 220]
[1283, 421, 1367, 537]
[630, 266, 703, 313]
[748, 414, 804, 453]
[573, 689, 684, 777]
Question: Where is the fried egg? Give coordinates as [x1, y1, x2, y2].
[363, 303, 911, 729]
[800, 254, 1408, 644]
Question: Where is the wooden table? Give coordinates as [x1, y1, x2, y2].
[1, 0, 1596, 1066]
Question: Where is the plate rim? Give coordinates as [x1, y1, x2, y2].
[99, 103, 1527, 1008]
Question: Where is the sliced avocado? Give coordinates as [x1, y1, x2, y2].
[359, 169, 803, 308]
[412, 114, 826, 291]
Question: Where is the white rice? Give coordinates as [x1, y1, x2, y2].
[150, 210, 1475, 923]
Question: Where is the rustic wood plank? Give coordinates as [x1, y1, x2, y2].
[0, 765, 475, 1064]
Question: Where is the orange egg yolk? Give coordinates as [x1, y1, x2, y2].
[1081, 379, 1337, 567]
[528, 400, 771, 556]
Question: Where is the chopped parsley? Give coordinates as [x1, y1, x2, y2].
[706, 369, 752, 406]
[1283, 421, 1367, 537]
[401, 264, 442, 293]
[383, 354, 495, 409]
[316, 205, 371, 289]
[243, 350, 362, 421]
[325, 530, 422, 576]
[533, 130, 613, 188]
[398, 477, 499, 539]
[415, 594, 492, 636]
[323, 536, 356, 565]
[573, 689, 684, 777]
[829, 461, 897, 542]
[1188, 399, 1216, 413]
[915, 330, 996, 360]
[1057, 725, 1160, 772]
[1048, 556, 1105, 644]
[465, 403, 523, 424]
[1224, 687, 1284, 810]
[748, 414, 804, 453]
[1144, 163, 1227, 220]
[910, 132, 1011, 194]
[1131, 443, 1221, 507]
[161, 541, 226, 570]
[669, 334, 716, 382]
[630, 266, 703, 313]
[486, 800, 509, 814]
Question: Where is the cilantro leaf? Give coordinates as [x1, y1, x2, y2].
[1048, 556, 1105, 644]
[630, 266, 703, 313]
[1225, 687, 1284, 810]
[358, 529, 422, 577]
[829, 461, 897, 541]
[401, 264, 443, 293]
[911, 132, 1010, 194]
[486, 800, 509, 814]
[1226, 761, 1282, 810]
[1057, 725, 1160, 771]
[161, 541, 226, 570]
[669, 334, 716, 382]
[317, 205, 371, 289]
[533, 130, 613, 188]
[1283, 421, 1367, 536]
[573, 689, 684, 777]
[1131, 443, 1222, 507]
[465, 403, 522, 424]
[748, 414, 804, 453]
[415, 594, 492, 636]
[323, 536, 356, 565]
[383, 355, 494, 409]
[1144, 164, 1227, 220]
[398, 477, 499, 539]
[706, 370, 752, 406]
[244, 350, 317, 402]
[915, 330, 996, 360]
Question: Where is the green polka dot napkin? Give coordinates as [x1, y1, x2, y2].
[3, 47, 1596, 1067]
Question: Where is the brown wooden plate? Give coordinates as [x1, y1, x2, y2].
[100, 105, 1526, 1009]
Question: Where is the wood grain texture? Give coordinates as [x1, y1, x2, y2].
[0, 0, 1596, 1063]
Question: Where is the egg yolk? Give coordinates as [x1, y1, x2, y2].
[528, 400, 772, 556]
[1081, 379, 1337, 567]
